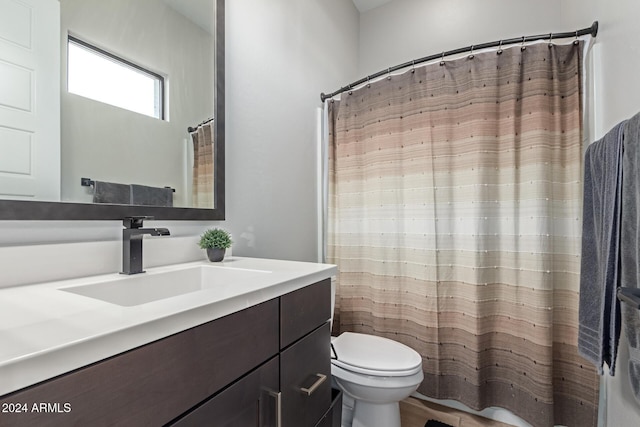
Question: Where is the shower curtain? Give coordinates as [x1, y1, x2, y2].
[327, 42, 598, 427]
[191, 121, 214, 208]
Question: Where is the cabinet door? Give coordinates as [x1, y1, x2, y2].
[0, 0, 61, 201]
[171, 356, 280, 427]
[281, 322, 331, 426]
[280, 279, 330, 348]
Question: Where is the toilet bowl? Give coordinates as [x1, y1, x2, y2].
[330, 332, 424, 427]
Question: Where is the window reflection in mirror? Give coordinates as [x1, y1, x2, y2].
[67, 36, 165, 120]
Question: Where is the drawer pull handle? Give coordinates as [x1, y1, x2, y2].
[300, 373, 327, 396]
[267, 390, 282, 427]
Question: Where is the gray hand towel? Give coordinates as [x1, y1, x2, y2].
[93, 181, 131, 205]
[578, 120, 625, 375]
[130, 184, 173, 207]
[621, 112, 640, 402]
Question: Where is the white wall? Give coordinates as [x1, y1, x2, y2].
[358, 0, 564, 77]
[0, 220, 220, 289]
[224, 0, 359, 262]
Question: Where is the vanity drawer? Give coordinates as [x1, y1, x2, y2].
[280, 278, 331, 349]
[280, 322, 331, 426]
[170, 356, 280, 427]
[0, 299, 279, 427]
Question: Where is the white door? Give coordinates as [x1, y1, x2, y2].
[0, 0, 60, 201]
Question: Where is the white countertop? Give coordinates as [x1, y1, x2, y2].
[0, 257, 337, 396]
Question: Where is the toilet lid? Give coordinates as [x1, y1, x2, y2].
[331, 332, 422, 377]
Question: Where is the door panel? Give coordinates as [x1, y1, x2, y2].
[0, 0, 60, 200]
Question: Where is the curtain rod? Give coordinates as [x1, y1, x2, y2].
[187, 117, 214, 133]
[320, 21, 598, 102]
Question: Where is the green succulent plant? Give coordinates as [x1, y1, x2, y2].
[198, 228, 232, 249]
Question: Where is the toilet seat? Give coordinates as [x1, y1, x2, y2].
[331, 332, 422, 377]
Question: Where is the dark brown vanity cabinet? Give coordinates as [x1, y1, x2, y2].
[280, 278, 333, 426]
[0, 279, 339, 427]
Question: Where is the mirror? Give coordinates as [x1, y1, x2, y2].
[0, 0, 224, 220]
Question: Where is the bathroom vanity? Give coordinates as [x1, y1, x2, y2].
[0, 258, 340, 426]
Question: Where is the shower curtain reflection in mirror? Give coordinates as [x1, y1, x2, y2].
[190, 121, 214, 208]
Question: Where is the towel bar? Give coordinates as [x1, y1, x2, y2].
[81, 177, 95, 187]
[617, 287, 640, 309]
[81, 178, 175, 192]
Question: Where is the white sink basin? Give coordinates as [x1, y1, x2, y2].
[59, 265, 271, 307]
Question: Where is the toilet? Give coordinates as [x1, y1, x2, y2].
[329, 286, 424, 427]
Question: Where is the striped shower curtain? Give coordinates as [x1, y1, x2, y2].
[327, 42, 599, 427]
[191, 121, 214, 208]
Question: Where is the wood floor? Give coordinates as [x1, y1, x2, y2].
[400, 397, 516, 427]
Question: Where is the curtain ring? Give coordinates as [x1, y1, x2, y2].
[411, 60, 416, 73]
[387, 67, 391, 80]
[573, 30, 580, 45]
[347, 83, 352, 95]
[366, 76, 371, 88]
[497, 40, 503, 55]
[520, 36, 526, 51]
[439, 51, 445, 66]
[468, 45, 474, 60]
[548, 32, 553, 49]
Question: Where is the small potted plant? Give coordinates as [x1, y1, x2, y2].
[198, 228, 232, 262]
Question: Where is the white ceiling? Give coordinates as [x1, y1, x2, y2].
[351, 0, 394, 13]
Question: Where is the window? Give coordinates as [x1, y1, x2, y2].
[67, 36, 164, 119]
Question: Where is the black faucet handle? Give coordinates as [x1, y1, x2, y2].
[123, 216, 155, 229]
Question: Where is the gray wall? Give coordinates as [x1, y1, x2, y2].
[224, 0, 359, 262]
[358, 0, 564, 77]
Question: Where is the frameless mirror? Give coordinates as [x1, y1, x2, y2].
[0, 0, 224, 220]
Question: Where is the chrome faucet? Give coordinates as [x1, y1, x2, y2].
[121, 216, 170, 275]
